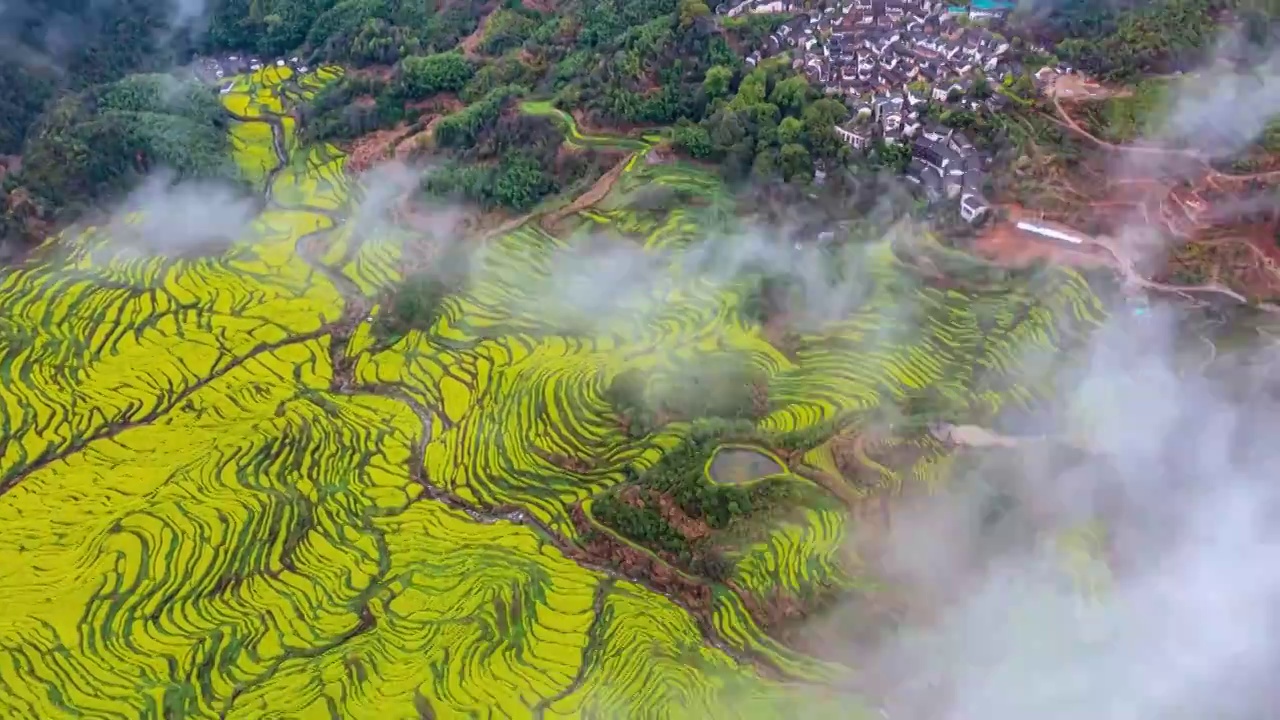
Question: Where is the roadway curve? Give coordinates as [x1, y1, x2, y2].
[1026, 98, 1260, 305]
[1088, 229, 1248, 303]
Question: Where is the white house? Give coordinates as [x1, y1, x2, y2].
[960, 192, 991, 222]
[835, 124, 873, 149]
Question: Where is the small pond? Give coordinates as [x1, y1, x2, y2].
[707, 445, 785, 485]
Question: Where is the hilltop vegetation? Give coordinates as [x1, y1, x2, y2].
[294, 1, 855, 207]
[671, 57, 855, 180]
[22, 75, 235, 209]
[1, 74, 234, 251]
[1, 0, 1271, 251]
[1, 0, 791, 245]
[1018, 0, 1224, 81]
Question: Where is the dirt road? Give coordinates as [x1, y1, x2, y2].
[540, 156, 629, 231]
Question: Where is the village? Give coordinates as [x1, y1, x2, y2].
[720, 0, 1034, 223]
[192, 54, 312, 92]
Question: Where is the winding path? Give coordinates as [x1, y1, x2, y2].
[1019, 98, 1263, 305]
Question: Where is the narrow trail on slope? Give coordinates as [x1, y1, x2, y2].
[1081, 228, 1248, 304]
[1046, 97, 1202, 159]
[458, 8, 495, 57]
[540, 155, 629, 232]
[1049, 95, 1280, 184]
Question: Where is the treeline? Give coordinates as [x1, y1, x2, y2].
[296, 51, 491, 146]
[294, 0, 812, 194]
[297, 50, 612, 212]
[552, 0, 738, 126]
[0, 0, 497, 249]
[670, 57, 853, 182]
[1019, 0, 1223, 81]
[1, 0, 874, 247]
[0, 0, 206, 157]
[205, 0, 491, 65]
[2, 75, 235, 246]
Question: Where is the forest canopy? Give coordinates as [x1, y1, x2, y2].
[1, 0, 1256, 251]
[1018, 0, 1223, 81]
[19, 75, 236, 215]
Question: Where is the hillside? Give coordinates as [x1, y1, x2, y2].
[2, 1, 1280, 717]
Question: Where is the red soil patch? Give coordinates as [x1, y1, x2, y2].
[348, 65, 395, 81]
[570, 503, 714, 615]
[653, 492, 712, 541]
[973, 217, 1113, 270]
[732, 581, 809, 630]
[458, 8, 495, 56]
[0, 155, 21, 179]
[615, 486, 710, 541]
[1043, 72, 1132, 101]
[346, 124, 412, 173]
[1012, 95, 1280, 299]
[1161, 227, 1280, 301]
[393, 127, 435, 161]
[521, 0, 557, 11]
[460, 16, 488, 55]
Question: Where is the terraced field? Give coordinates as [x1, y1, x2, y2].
[0, 67, 1108, 717]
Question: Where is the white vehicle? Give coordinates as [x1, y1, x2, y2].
[299, 66, 308, 73]
[229, 55, 239, 61]
[276, 59, 285, 66]
[290, 56, 299, 62]
[215, 70, 224, 78]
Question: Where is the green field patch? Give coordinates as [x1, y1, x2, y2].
[0, 57, 1112, 718]
[519, 99, 651, 152]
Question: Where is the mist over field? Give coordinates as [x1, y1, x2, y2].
[320, 152, 1280, 720]
[791, 33, 1280, 719]
[798, 300, 1280, 720]
[91, 171, 258, 259]
[9, 6, 1280, 716]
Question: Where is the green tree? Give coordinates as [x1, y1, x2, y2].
[729, 69, 768, 109]
[752, 148, 779, 179]
[769, 76, 810, 114]
[678, 0, 711, 29]
[703, 65, 734, 99]
[871, 141, 911, 173]
[800, 98, 848, 158]
[972, 74, 992, 99]
[1016, 72, 1037, 97]
[674, 122, 714, 158]
[779, 142, 813, 180]
[481, 8, 539, 55]
[492, 152, 554, 211]
[778, 116, 803, 145]
[398, 53, 476, 100]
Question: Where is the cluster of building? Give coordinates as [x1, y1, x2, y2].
[193, 54, 311, 90]
[720, 0, 1026, 223]
[903, 125, 990, 222]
